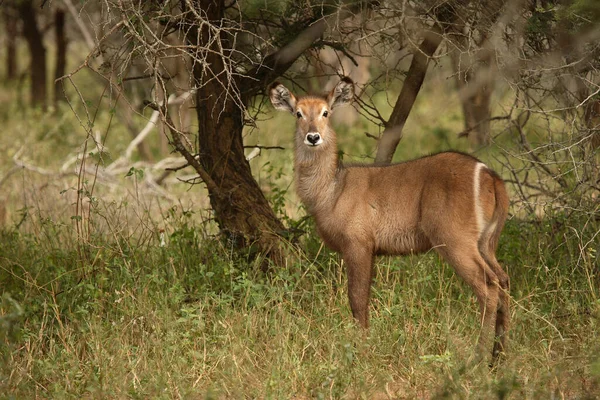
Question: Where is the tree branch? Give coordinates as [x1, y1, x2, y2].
[374, 25, 444, 164]
[244, 3, 368, 96]
[62, 0, 97, 56]
[315, 39, 359, 67]
[146, 101, 221, 197]
[457, 115, 511, 138]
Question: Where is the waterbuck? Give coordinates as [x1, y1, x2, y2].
[269, 77, 510, 364]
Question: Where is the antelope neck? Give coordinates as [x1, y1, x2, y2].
[294, 142, 341, 214]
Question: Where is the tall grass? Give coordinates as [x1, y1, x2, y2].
[1, 197, 599, 398]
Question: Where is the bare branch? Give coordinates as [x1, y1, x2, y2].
[245, 3, 368, 94]
[457, 115, 511, 138]
[145, 101, 221, 197]
[375, 25, 445, 164]
[62, 0, 98, 59]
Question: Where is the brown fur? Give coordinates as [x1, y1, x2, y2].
[270, 78, 510, 365]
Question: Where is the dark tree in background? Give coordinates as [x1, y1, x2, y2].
[54, 7, 67, 106]
[3, 5, 18, 81]
[3, 1, 69, 108]
[450, 0, 507, 146]
[18, 0, 47, 109]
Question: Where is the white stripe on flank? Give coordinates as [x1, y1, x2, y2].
[473, 162, 486, 236]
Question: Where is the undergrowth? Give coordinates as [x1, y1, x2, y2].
[1, 206, 598, 399]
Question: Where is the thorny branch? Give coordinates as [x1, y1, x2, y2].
[145, 101, 221, 197]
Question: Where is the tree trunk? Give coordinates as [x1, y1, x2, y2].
[191, 0, 287, 265]
[195, 91, 287, 263]
[18, 1, 47, 110]
[54, 8, 67, 107]
[3, 6, 18, 81]
[178, 0, 361, 265]
[452, 48, 495, 146]
[374, 27, 443, 164]
[450, 0, 506, 147]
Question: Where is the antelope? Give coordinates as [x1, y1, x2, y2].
[269, 77, 510, 364]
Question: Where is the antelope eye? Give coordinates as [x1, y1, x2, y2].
[322, 110, 329, 118]
[296, 111, 302, 119]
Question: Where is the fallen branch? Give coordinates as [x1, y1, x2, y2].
[106, 90, 195, 172]
[246, 147, 261, 161]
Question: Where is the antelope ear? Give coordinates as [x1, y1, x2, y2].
[269, 82, 297, 114]
[327, 77, 354, 109]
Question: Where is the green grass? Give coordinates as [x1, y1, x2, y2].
[1, 202, 599, 398]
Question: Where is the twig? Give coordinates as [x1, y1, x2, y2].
[457, 115, 511, 138]
[315, 39, 360, 67]
[146, 101, 221, 197]
[513, 118, 569, 189]
[243, 145, 285, 150]
[106, 90, 194, 172]
[62, 0, 97, 57]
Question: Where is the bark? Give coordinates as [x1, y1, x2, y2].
[4, 6, 18, 81]
[18, 1, 47, 109]
[179, 1, 364, 265]
[195, 93, 288, 264]
[452, 0, 508, 146]
[452, 48, 496, 146]
[374, 27, 443, 164]
[54, 8, 67, 106]
[585, 101, 600, 153]
[191, 0, 288, 265]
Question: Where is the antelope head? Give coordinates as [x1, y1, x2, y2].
[269, 77, 355, 151]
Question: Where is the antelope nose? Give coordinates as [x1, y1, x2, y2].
[306, 133, 321, 145]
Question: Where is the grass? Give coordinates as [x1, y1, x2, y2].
[1, 55, 599, 398]
[1, 198, 599, 398]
